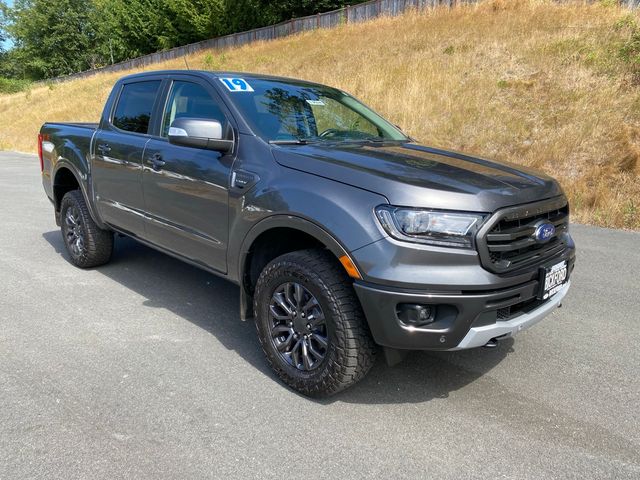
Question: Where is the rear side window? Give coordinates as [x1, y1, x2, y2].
[112, 81, 161, 134]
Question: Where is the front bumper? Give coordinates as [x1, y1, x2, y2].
[452, 282, 569, 349]
[353, 277, 572, 351]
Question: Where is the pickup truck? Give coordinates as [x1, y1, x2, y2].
[40, 70, 575, 396]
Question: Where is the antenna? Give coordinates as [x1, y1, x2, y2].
[184, 56, 190, 70]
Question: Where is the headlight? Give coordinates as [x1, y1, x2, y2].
[375, 206, 487, 249]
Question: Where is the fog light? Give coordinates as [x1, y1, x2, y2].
[396, 303, 435, 327]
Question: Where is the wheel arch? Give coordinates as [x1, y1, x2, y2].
[52, 161, 104, 229]
[53, 165, 81, 211]
[237, 215, 356, 320]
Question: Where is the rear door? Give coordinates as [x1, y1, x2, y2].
[141, 76, 235, 273]
[92, 78, 163, 236]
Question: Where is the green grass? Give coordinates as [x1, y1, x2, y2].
[0, 77, 31, 94]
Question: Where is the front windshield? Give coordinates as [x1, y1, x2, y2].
[220, 77, 409, 143]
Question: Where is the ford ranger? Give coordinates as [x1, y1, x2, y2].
[39, 70, 575, 396]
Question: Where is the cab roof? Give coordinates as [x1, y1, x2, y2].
[118, 70, 329, 89]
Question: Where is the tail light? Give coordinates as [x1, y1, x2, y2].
[38, 133, 49, 172]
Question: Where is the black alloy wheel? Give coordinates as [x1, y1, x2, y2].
[59, 190, 113, 268]
[254, 249, 376, 397]
[268, 281, 329, 371]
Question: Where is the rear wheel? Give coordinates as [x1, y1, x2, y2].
[254, 249, 376, 397]
[60, 190, 113, 268]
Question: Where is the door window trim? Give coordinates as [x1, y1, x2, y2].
[149, 75, 238, 141]
[108, 79, 164, 138]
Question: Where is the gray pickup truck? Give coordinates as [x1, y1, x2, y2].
[39, 70, 575, 396]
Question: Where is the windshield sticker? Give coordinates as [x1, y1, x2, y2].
[306, 99, 325, 106]
[219, 78, 254, 92]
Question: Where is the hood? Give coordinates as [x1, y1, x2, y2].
[272, 142, 563, 212]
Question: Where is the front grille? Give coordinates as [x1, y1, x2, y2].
[496, 307, 511, 320]
[477, 197, 570, 274]
[495, 297, 547, 322]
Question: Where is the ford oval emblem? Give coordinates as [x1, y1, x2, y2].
[533, 222, 556, 243]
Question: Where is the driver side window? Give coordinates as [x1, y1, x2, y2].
[161, 81, 227, 137]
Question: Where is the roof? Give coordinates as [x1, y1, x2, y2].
[118, 70, 329, 89]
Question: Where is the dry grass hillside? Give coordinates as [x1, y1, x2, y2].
[1, 0, 639, 229]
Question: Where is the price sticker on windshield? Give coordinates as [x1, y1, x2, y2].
[219, 78, 254, 92]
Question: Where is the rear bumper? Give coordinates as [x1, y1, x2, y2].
[353, 276, 572, 351]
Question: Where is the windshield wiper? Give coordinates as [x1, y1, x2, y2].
[269, 139, 312, 145]
[339, 138, 391, 145]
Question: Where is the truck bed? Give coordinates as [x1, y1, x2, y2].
[40, 122, 100, 204]
[44, 122, 99, 130]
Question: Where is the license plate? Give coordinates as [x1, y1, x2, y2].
[539, 260, 568, 300]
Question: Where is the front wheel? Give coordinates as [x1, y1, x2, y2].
[254, 249, 376, 397]
[60, 190, 113, 268]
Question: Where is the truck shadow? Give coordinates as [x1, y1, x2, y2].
[42, 231, 513, 405]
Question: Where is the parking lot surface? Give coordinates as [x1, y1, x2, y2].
[1, 152, 639, 479]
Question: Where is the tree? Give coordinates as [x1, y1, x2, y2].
[1, 0, 364, 80]
[93, 0, 225, 66]
[0, 0, 12, 77]
[0, 0, 7, 53]
[223, 0, 265, 34]
[92, 0, 157, 64]
[262, 0, 362, 22]
[159, 0, 225, 48]
[8, 0, 96, 79]
[224, 0, 361, 33]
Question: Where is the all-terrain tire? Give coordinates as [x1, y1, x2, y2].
[60, 190, 113, 268]
[254, 249, 376, 397]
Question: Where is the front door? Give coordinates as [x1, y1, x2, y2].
[92, 79, 162, 236]
[141, 78, 234, 273]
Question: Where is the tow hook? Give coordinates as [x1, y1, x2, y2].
[483, 338, 499, 349]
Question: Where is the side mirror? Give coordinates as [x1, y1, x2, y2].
[168, 118, 234, 153]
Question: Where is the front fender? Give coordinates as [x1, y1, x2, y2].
[228, 166, 388, 283]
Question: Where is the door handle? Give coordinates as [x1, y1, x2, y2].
[97, 143, 111, 154]
[150, 153, 165, 171]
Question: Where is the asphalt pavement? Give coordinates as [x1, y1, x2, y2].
[0, 151, 638, 479]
